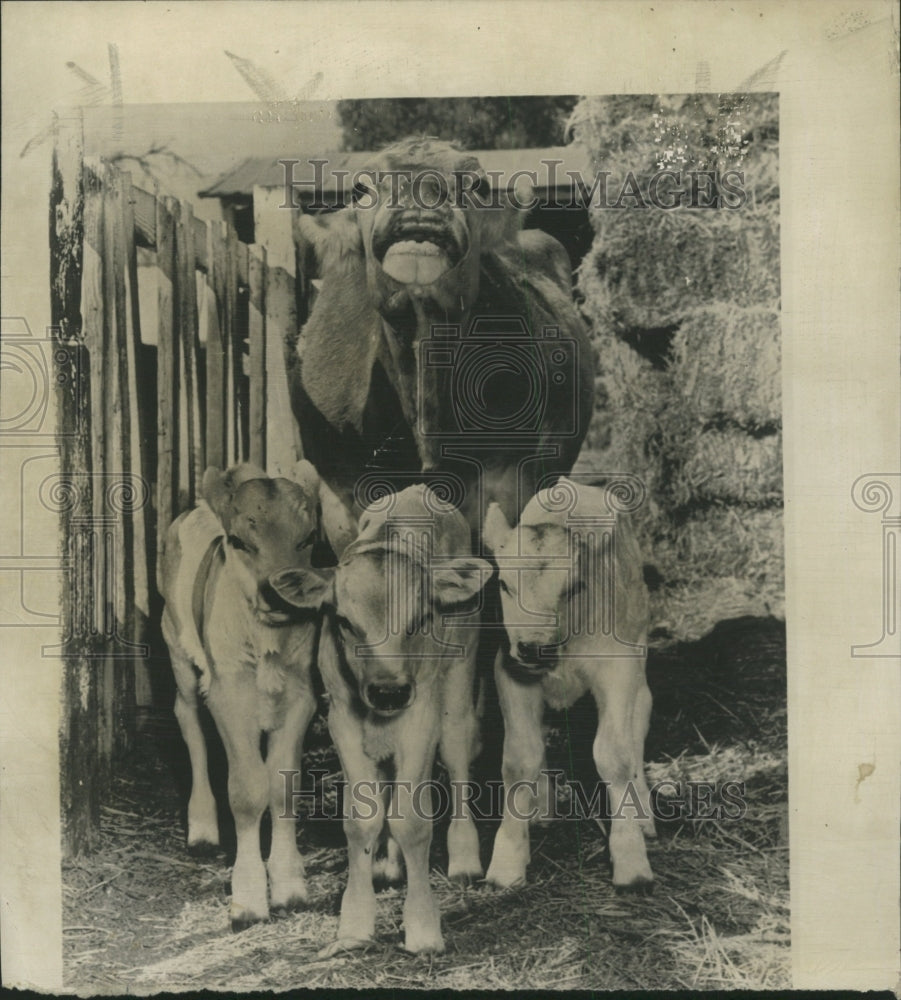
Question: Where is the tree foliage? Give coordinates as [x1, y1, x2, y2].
[337, 97, 579, 151]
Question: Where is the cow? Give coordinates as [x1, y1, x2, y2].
[269, 484, 493, 954]
[481, 477, 656, 891]
[289, 137, 595, 539]
[159, 460, 349, 930]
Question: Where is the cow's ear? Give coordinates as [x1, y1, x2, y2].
[268, 567, 335, 613]
[482, 503, 513, 554]
[432, 558, 493, 610]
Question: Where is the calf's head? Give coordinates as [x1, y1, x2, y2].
[483, 501, 584, 671]
[202, 461, 321, 625]
[270, 487, 491, 716]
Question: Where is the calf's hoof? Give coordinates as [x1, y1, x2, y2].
[613, 874, 655, 895]
[187, 839, 220, 859]
[230, 907, 269, 932]
[485, 859, 527, 889]
[403, 927, 445, 955]
[317, 936, 375, 959]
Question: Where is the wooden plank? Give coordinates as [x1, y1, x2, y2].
[247, 244, 266, 468]
[205, 221, 227, 471]
[131, 184, 209, 272]
[235, 239, 250, 463]
[103, 162, 138, 758]
[81, 159, 115, 778]
[155, 195, 178, 573]
[51, 110, 102, 857]
[264, 263, 300, 475]
[255, 185, 303, 473]
[120, 175, 154, 707]
[172, 196, 199, 511]
[224, 223, 240, 464]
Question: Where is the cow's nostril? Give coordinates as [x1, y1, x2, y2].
[365, 683, 414, 714]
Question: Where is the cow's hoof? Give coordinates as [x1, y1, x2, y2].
[187, 839, 220, 859]
[230, 910, 269, 932]
[317, 936, 375, 959]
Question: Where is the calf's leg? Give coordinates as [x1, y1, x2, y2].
[391, 705, 443, 954]
[590, 660, 654, 889]
[485, 658, 545, 888]
[266, 687, 317, 912]
[439, 653, 483, 881]
[168, 647, 219, 853]
[206, 672, 270, 929]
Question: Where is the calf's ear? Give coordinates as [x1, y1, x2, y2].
[268, 567, 335, 612]
[202, 463, 266, 524]
[432, 557, 493, 610]
[287, 459, 320, 496]
[318, 478, 358, 560]
[482, 503, 513, 554]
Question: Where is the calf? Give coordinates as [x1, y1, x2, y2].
[270, 484, 491, 954]
[482, 477, 655, 891]
[159, 460, 330, 929]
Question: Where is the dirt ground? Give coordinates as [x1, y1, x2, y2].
[62, 616, 789, 993]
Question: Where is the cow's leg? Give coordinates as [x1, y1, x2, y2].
[372, 830, 404, 885]
[589, 661, 654, 889]
[485, 660, 545, 888]
[320, 701, 384, 954]
[168, 646, 219, 853]
[206, 673, 270, 929]
[632, 677, 657, 839]
[266, 686, 317, 912]
[391, 710, 443, 954]
[439, 656, 482, 882]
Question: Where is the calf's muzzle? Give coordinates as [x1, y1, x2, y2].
[362, 680, 416, 716]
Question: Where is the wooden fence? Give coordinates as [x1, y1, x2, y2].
[49, 113, 300, 855]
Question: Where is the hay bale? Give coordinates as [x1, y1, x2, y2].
[587, 207, 780, 330]
[673, 430, 783, 506]
[669, 305, 781, 428]
[649, 504, 784, 585]
[650, 573, 785, 644]
[570, 93, 779, 205]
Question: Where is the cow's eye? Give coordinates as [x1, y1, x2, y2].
[335, 614, 355, 636]
[296, 534, 314, 552]
[228, 534, 248, 552]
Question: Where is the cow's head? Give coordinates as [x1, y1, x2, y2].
[270, 485, 492, 716]
[342, 138, 522, 319]
[202, 461, 322, 626]
[483, 499, 580, 671]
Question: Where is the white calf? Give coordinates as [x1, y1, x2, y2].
[271, 484, 492, 954]
[159, 460, 330, 929]
[483, 477, 655, 891]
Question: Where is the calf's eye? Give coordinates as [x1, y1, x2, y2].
[227, 534, 248, 552]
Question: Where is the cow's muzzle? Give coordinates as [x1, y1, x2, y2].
[362, 681, 415, 716]
[372, 211, 468, 285]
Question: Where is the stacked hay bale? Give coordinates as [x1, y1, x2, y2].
[570, 94, 783, 642]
